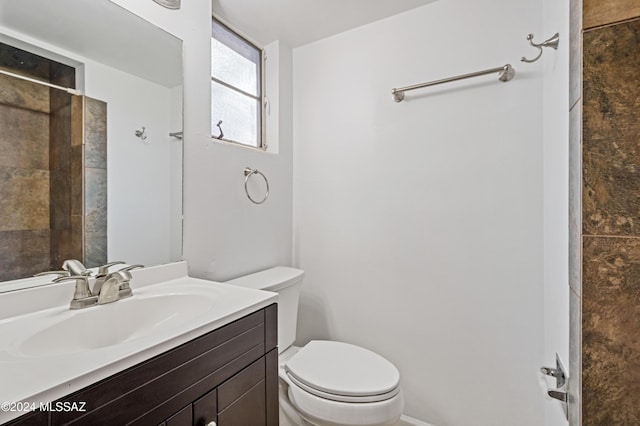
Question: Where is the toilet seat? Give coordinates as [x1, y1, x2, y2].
[284, 340, 400, 403]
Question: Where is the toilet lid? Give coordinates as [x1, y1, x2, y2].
[284, 340, 400, 402]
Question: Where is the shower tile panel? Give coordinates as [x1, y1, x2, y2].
[583, 19, 640, 237]
[0, 104, 49, 170]
[0, 166, 49, 232]
[569, 104, 582, 295]
[569, 287, 581, 426]
[85, 235, 107, 269]
[84, 98, 107, 169]
[0, 42, 51, 82]
[0, 229, 50, 281]
[84, 166, 107, 270]
[50, 216, 83, 269]
[0, 73, 49, 113]
[570, 0, 582, 108]
[49, 169, 71, 230]
[49, 104, 72, 172]
[71, 96, 83, 147]
[583, 0, 640, 29]
[84, 167, 107, 237]
[49, 62, 76, 88]
[49, 87, 72, 113]
[70, 145, 83, 217]
[582, 236, 640, 425]
[82, 96, 107, 267]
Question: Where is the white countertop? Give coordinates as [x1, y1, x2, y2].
[0, 262, 277, 424]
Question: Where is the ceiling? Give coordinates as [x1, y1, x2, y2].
[212, 0, 437, 48]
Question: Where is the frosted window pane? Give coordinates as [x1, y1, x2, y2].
[211, 81, 259, 147]
[212, 39, 258, 96]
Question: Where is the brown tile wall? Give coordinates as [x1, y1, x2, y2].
[582, 237, 640, 425]
[0, 47, 52, 280]
[583, 0, 640, 29]
[0, 43, 81, 280]
[581, 4, 640, 424]
[82, 97, 108, 268]
[50, 89, 78, 269]
[0, 230, 50, 282]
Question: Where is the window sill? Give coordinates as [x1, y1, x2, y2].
[210, 136, 270, 153]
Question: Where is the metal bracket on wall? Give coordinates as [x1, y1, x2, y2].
[541, 353, 568, 419]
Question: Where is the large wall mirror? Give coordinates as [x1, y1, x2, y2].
[0, 0, 183, 291]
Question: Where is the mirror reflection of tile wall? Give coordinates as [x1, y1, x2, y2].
[0, 43, 106, 280]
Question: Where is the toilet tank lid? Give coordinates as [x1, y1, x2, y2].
[226, 266, 304, 291]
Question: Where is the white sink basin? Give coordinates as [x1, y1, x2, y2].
[19, 293, 214, 357]
[0, 261, 277, 425]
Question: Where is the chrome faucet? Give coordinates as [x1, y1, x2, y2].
[62, 259, 91, 276]
[51, 261, 143, 309]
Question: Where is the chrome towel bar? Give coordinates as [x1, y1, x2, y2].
[392, 64, 515, 102]
[391, 32, 559, 102]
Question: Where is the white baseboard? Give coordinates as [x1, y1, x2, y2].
[397, 414, 436, 426]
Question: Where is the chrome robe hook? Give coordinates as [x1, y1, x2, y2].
[521, 33, 560, 63]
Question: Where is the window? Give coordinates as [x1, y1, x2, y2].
[211, 18, 264, 149]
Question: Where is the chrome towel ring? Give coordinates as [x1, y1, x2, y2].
[244, 167, 269, 204]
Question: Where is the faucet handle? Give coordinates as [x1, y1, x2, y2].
[114, 268, 138, 299]
[62, 260, 91, 276]
[54, 275, 97, 309]
[109, 270, 133, 283]
[119, 264, 144, 272]
[34, 270, 70, 278]
[97, 261, 126, 275]
[97, 271, 133, 305]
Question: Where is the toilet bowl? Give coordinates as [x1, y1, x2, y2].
[226, 267, 404, 426]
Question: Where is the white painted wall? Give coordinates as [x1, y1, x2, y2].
[541, 0, 570, 424]
[109, 1, 294, 281]
[84, 64, 177, 266]
[292, 0, 546, 424]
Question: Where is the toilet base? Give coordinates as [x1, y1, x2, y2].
[279, 377, 402, 426]
[280, 380, 313, 426]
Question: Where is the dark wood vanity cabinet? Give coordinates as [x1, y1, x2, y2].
[5, 304, 278, 426]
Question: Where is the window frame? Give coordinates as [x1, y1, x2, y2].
[211, 17, 266, 150]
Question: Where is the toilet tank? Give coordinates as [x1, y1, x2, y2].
[226, 267, 304, 353]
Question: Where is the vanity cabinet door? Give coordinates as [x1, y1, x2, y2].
[217, 356, 267, 426]
[218, 380, 266, 426]
[193, 389, 217, 426]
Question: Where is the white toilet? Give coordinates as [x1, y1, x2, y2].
[227, 267, 404, 426]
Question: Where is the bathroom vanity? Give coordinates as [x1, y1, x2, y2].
[0, 262, 279, 426]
